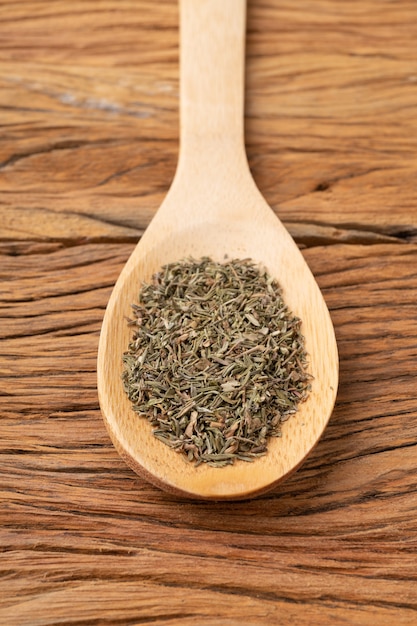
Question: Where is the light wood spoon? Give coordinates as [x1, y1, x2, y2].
[97, 0, 338, 500]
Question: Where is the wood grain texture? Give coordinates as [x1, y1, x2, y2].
[1, 0, 417, 624]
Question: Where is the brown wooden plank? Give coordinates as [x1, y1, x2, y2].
[1, 241, 417, 623]
[1, 1, 416, 243]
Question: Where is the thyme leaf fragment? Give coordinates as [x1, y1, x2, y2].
[122, 257, 311, 467]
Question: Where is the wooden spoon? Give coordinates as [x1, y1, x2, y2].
[97, 0, 338, 500]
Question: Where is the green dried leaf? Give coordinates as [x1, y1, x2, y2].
[122, 257, 311, 467]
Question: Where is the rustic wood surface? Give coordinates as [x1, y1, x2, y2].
[1, 0, 417, 624]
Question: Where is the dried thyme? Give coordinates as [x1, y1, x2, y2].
[122, 257, 311, 467]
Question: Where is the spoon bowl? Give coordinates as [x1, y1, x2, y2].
[97, 0, 338, 500]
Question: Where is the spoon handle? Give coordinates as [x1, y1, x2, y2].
[179, 0, 247, 170]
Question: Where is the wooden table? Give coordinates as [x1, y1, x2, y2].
[2, 1, 417, 624]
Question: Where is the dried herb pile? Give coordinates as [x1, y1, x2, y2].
[122, 257, 311, 467]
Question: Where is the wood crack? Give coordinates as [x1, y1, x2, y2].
[0, 139, 122, 171]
